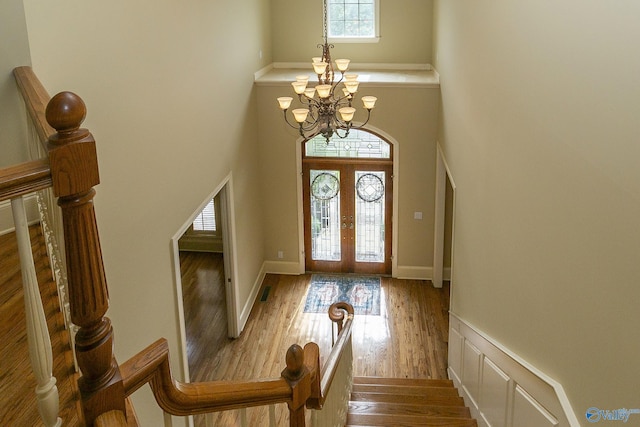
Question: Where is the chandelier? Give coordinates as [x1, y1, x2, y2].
[277, 0, 377, 143]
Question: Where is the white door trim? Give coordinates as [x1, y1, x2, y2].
[433, 143, 456, 288]
[295, 124, 400, 276]
[171, 172, 239, 385]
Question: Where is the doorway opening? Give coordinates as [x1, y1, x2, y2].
[302, 130, 393, 275]
[172, 178, 238, 383]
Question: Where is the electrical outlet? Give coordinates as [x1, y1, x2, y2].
[277, 250, 284, 259]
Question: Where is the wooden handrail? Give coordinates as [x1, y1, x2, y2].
[0, 159, 52, 202]
[116, 304, 354, 421]
[13, 66, 56, 147]
[117, 302, 354, 420]
[120, 338, 295, 416]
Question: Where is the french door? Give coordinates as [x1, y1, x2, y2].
[303, 159, 392, 274]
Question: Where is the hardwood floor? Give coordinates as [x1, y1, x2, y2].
[179, 251, 228, 374]
[0, 225, 81, 426]
[180, 251, 450, 426]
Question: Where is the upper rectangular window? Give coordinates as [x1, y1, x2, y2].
[327, 0, 380, 43]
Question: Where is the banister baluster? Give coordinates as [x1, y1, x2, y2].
[269, 404, 276, 427]
[11, 196, 61, 427]
[205, 412, 214, 427]
[163, 411, 173, 426]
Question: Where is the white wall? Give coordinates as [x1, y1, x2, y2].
[0, 0, 33, 233]
[434, 0, 640, 422]
[0, 0, 31, 168]
[21, 1, 271, 425]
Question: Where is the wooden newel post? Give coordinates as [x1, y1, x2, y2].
[46, 92, 125, 425]
[282, 344, 311, 427]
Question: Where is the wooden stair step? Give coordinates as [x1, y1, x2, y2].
[346, 413, 478, 426]
[350, 391, 465, 407]
[352, 383, 461, 397]
[353, 376, 454, 388]
[349, 401, 471, 418]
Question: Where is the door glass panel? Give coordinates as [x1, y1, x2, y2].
[305, 130, 391, 159]
[310, 170, 341, 261]
[355, 171, 385, 263]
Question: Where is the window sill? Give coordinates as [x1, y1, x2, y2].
[256, 66, 439, 89]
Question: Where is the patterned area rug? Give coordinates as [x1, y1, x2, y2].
[304, 274, 381, 315]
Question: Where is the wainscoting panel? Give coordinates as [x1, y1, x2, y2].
[449, 326, 464, 382]
[448, 313, 579, 427]
[462, 340, 482, 408]
[513, 385, 559, 427]
[479, 357, 510, 427]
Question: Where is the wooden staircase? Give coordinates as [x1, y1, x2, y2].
[347, 377, 477, 427]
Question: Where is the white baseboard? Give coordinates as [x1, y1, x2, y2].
[448, 313, 580, 427]
[263, 260, 303, 275]
[395, 265, 432, 280]
[0, 195, 40, 236]
[237, 263, 267, 335]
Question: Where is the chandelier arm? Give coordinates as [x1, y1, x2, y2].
[307, 110, 319, 123]
[334, 97, 353, 108]
[333, 126, 351, 139]
[301, 96, 321, 109]
[282, 110, 302, 130]
[300, 119, 319, 132]
[350, 109, 373, 129]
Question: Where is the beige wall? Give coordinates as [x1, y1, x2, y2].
[434, 0, 640, 419]
[0, 0, 31, 167]
[22, 0, 271, 425]
[257, 83, 440, 273]
[265, 0, 438, 274]
[271, 0, 434, 64]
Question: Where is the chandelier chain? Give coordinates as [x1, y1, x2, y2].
[323, 0, 328, 43]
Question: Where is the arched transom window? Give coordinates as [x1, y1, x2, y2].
[305, 129, 391, 159]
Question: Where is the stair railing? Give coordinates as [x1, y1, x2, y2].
[7, 66, 357, 426]
[309, 302, 355, 427]
[0, 159, 60, 426]
[118, 301, 354, 427]
[7, 68, 128, 425]
[14, 66, 76, 366]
